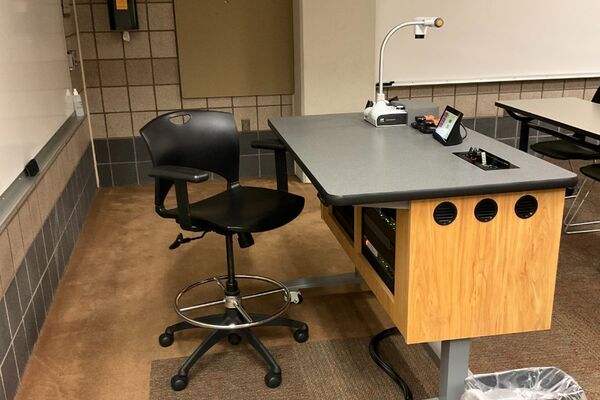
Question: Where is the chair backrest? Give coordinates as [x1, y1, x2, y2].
[592, 86, 600, 104]
[140, 110, 240, 184]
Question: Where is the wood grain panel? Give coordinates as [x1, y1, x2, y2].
[174, 0, 294, 98]
[392, 209, 410, 336]
[321, 205, 355, 262]
[403, 189, 564, 343]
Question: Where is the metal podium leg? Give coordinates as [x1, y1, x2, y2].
[438, 339, 470, 400]
[284, 267, 470, 400]
[283, 271, 362, 291]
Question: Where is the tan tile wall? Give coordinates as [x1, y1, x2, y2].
[0, 119, 96, 400]
[0, 0, 92, 296]
[385, 78, 600, 147]
[386, 78, 600, 120]
[0, 5, 99, 396]
[73, 0, 600, 140]
[0, 122, 91, 296]
[75, 0, 293, 140]
[73, 0, 600, 184]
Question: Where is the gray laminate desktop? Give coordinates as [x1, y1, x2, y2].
[269, 113, 577, 206]
[496, 97, 600, 152]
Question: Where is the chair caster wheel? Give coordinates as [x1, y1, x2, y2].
[264, 371, 281, 388]
[293, 327, 309, 343]
[228, 333, 242, 345]
[171, 374, 188, 391]
[159, 332, 174, 347]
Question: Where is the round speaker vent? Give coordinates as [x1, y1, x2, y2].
[433, 202, 457, 225]
[474, 198, 498, 222]
[515, 195, 538, 219]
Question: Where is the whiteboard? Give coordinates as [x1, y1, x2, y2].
[0, 0, 73, 195]
[376, 0, 600, 86]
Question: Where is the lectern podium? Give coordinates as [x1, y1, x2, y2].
[269, 113, 576, 400]
[323, 189, 563, 345]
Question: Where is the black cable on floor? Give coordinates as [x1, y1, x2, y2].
[369, 327, 413, 400]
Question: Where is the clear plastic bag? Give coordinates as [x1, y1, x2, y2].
[461, 367, 587, 400]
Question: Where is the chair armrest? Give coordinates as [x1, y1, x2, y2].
[251, 139, 287, 151]
[148, 166, 208, 230]
[148, 165, 210, 183]
[251, 139, 289, 192]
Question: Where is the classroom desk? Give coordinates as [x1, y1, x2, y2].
[496, 97, 600, 152]
[269, 113, 576, 400]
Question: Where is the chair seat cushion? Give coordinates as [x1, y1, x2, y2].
[181, 186, 305, 233]
[530, 141, 600, 160]
[580, 164, 600, 181]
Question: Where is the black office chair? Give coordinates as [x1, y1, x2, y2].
[140, 110, 308, 391]
[563, 163, 600, 234]
[564, 164, 600, 235]
[530, 87, 600, 186]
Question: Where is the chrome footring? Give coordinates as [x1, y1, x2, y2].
[174, 274, 291, 330]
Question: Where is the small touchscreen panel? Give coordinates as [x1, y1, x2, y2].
[435, 108, 460, 140]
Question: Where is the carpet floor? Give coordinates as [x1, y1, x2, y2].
[149, 335, 442, 400]
[16, 172, 600, 400]
[149, 240, 600, 399]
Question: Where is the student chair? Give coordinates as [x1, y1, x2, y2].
[140, 110, 308, 391]
[529, 86, 600, 196]
[563, 163, 600, 234]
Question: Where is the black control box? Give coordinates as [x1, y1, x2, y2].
[361, 208, 396, 293]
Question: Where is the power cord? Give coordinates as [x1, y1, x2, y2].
[369, 327, 413, 400]
[460, 122, 469, 140]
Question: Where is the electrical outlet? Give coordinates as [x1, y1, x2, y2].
[241, 119, 251, 132]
